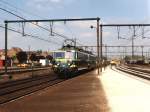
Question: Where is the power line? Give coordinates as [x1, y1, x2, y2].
[0, 4, 88, 46]
[0, 7, 70, 40]
[0, 1, 86, 46]
[0, 24, 60, 45]
[0, 0, 44, 19]
[0, 1, 71, 42]
[0, 1, 79, 44]
[63, 23, 85, 46]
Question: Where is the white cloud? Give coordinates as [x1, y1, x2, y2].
[70, 21, 96, 29]
[102, 17, 149, 24]
[26, 0, 75, 11]
[103, 31, 112, 37]
[54, 27, 65, 34]
[50, 0, 62, 3]
[80, 32, 94, 38]
[32, 0, 62, 3]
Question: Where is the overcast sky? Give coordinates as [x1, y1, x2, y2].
[0, 0, 150, 52]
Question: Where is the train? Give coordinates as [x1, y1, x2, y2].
[125, 59, 150, 65]
[52, 45, 96, 78]
[110, 59, 120, 66]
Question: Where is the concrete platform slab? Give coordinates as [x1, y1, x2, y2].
[101, 66, 150, 112]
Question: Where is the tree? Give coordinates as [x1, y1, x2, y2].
[30, 53, 37, 61]
[12, 55, 17, 61]
[46, 55, 53, 61]
[36, 50, 42, 55]
[16, 51, 27, 63]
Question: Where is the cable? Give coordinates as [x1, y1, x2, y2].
[133, 28, 150, 39]
[0, 24, 60, 45]
[0, 0, 44, 19]
[0, 1, 71, 44]
[0, 7, 70, 40]
[64, 22, 76, 38]
[63, 23, 85, 46]
[0, 5, 87, 47]
[0, 4, 86, 46]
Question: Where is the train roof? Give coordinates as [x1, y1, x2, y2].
[53, 49, 96, 57]
[53, 44, 96, 56]
[53, 50, 76, 52]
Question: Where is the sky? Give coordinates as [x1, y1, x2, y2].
[0, 0, 150, 55]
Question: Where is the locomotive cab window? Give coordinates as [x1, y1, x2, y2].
[54, 52, 65, 58]
[65, 51, 75, 59]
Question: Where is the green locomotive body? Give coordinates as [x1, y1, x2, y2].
[52, 49, 96, 78]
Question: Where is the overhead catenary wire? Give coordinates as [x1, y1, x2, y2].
[0, 0, 68, 40]
[0, 6, 70, 45]
[63, 23, 85, 47]
[0, 24, 61, 45]
[0, 7, 70, 40]
[142, 26, 145, 39]
[116, 25, 140, 40]
[103, 23, 150, 40]
[0, 2, 87, 46]
[109, 25, 145, 49]
[49, 22, 54, 36]
[0, 7, 87, 47]
[1, 9, 96, 46]
[0, 0, 44, 19]
[132, 27, 150, 39]
[117, 26, 120, 39]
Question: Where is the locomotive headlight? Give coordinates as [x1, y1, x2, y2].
[68, 63, 71, 66]
[70, 64, 76, 68]
[54, 65, 58, 67]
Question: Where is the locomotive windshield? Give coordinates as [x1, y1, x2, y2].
[65, 51, 75, 59]
[53, 51, 75, 60]
[54, 52, 65, 58]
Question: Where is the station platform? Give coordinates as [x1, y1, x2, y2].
[0, 67, 150, 112]
[101, 67, 150, 112]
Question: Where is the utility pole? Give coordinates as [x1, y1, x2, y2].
[132, 26, 136, 60]
[97, 18, 100, 74]
[124, 47, 127, 59]
[131, 36, 134, 59]
[148, 48, 150, 58]
[141, 46, 144, 60]
[4, 21, 8, 75]
[105, 45, 107, 60]
[74, 38, 77, 47]
[100, 24, 103, 73]
[28, 45, 31, 63]
[118, 46, 121, 59]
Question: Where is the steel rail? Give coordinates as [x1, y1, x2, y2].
[116, 65, 150, 80]
[0, 74, 63, 104]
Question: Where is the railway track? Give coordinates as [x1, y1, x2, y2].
[0, 66, 51, 75]
[0, 68, 92, 105]
[124, 65, 150, 74]
[116, 65, 150, 80]
[0, 74, 64, 104]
